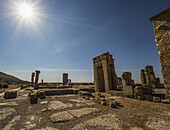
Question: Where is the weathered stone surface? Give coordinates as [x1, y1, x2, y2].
[78, 91, 92, 97]
[153, 96, 161, 102]
[30, 91, 38, 104]
[4, 90, 17, 99]
[50, 111, 74, 122]
[35, 70, 40, 89]
[63, 73, 68, 85]
[123, 85, 134, 97]
[93, 52, 118, 92]
[134, 86, 152, 95]
[140, 66, 160, 88]
[31, 72, 35, 87]
[143, 94, 153, 101]
[0, 102, 18, 106]
[68, 108, 100, 118]
[161, 99, 170, 103]
[0, 107, 16, 120]
[72, 113, 123, 130]
[48, 101, 73, 110]
[121, 72, 134, 86]
[38, 90, 46, 99]
[150, 8, 170, 94]
[146, 117, 170, 130]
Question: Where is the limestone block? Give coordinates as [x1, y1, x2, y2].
[153, 97, 161, 102]
[123, 85, 134, 97]
[134, 86, 152, 95]
[4, 90, 17, 99]
[30, 91, 38, 104]
[78, 91, 92, 97]
[161, 99, 170, 104]
[144, 94, 153, 101]
[38, 90, 46, 99]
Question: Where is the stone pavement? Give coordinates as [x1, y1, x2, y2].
[0, 88, 170, 130]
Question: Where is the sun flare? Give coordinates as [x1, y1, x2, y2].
[19, 4, 33, 18]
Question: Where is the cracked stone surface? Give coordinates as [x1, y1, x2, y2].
[0, 107, 16, 120]
[50, 111, 74, 123]
[48, 101, 73, 111]
[72, 113, 123, 130]
[50, 108, 100, 123]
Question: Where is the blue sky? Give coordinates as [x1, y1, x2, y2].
[0, 0, 169, 83]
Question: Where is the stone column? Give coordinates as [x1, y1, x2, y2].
[63, 73, 68, 85]
[149, 8, 170, 95]
[31, 72, 35, 87]
[34, 70, 40, 89]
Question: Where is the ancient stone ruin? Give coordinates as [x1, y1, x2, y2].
[93, 52, 118, 92]
[31, 72, 35, 87]
[149, 8, 170, 95]
[140, 66, 161, 88]
[121, 72, 134, 86]
[34, 70, 40, 89]
[63, 73, 68, 85]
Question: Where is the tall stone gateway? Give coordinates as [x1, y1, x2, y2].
[34, 70, 40, 89]
[93, 52, 117, 92]
[31, 72, 35, 87]
[149, 8, 170, 94]
[63, 73, 68, 85]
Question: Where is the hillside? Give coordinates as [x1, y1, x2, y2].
[0, 71, 29, 85]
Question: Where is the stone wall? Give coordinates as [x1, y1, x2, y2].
[150, 8, 170, 94]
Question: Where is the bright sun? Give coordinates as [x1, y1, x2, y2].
[19, 4, 33, 18]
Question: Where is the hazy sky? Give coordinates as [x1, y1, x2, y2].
[0, 0, 169, 83]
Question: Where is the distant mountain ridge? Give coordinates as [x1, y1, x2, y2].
[0, 71, 29, 85]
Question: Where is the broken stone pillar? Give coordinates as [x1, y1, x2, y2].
[93, 52, 118, 92]
[149, 8, 170, 94]
[140, 69, 147, 84]
[68, 79, 71, 84]
[145, 66, 155, 87]
[34, 70, 40, 89]
[31, 72, 35, 87]
[41, 79, 43, 85]
[140, 66, 161, 88]
[63, 73, 68, 85]
[121, 72, 134, 86]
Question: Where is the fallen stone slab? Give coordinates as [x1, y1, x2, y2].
[0, 102, 18, 106]
[48, 101, 73, 111]
[4, 90, 17, 99]
[72, 113, 123, 130]
[50, 111, 74, 123]
[68, 107, 100, 118]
